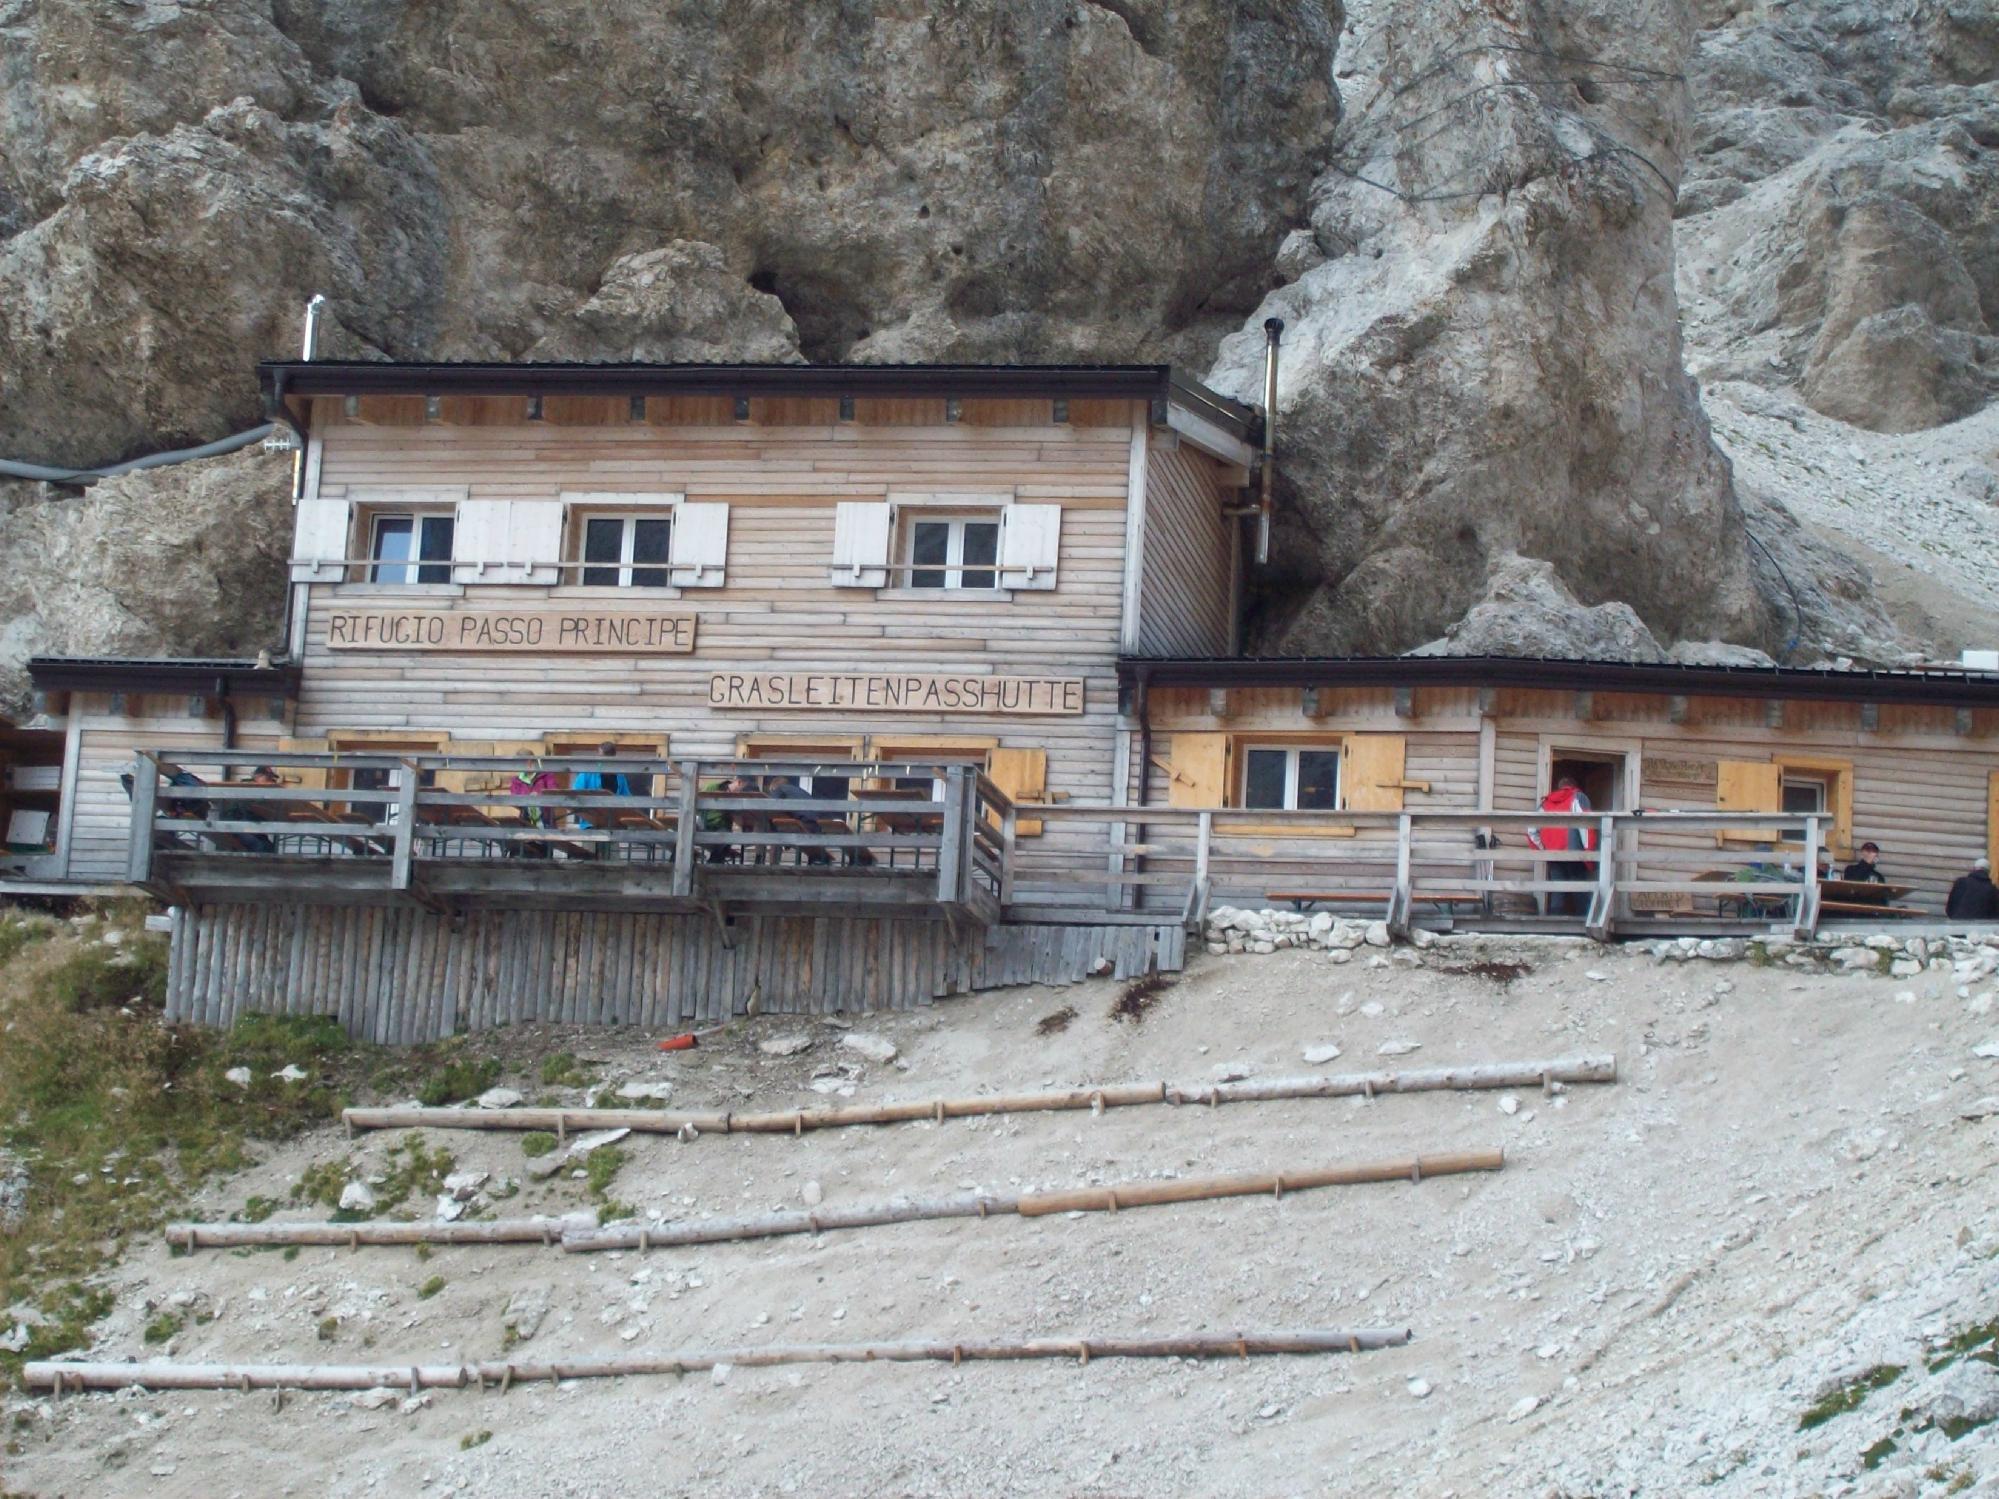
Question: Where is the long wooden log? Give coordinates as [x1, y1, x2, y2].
[165, 1214, 595, 1251]
[27, 1328, 1413, 1394]
[341, 1055, 1614, 1138]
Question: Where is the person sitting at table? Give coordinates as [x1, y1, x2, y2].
[1946, 856, 1999, 921]
[220, 765, 284, 852]
[1841, 841, 1889, 903]
[507, 763, 559, 857]
[569, 743, 634, 833]
[764, 776, 834, 866]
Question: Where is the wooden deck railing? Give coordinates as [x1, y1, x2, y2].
[129, 751, 1008, 920]
[1002, 805, 1834, 939]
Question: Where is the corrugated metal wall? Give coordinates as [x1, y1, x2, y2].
[164, 905, 1184, 1042]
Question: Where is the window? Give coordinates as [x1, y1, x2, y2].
[369, 513, 455, 584]
[1241, 746, 1341, 812]
[907, 514, 1000, 590]
[579, 514, 673, 589]
[1780, 775, 1828, 845]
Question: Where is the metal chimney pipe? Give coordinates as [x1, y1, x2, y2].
[300, 293, 328, 361]
[1256, 317, 1282, 565]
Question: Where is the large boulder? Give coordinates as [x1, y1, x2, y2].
[1209, 0, 1772, 658]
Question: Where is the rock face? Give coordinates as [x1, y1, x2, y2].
[1209, 0, 1775, 660]
[0, 0, 1341, 468]
[1677, 0, 1999, 432]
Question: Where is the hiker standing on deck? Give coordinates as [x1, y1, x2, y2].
[1531, 776, 1596, 918]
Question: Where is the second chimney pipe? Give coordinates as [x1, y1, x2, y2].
[300, 293, 327, 362]
[1257, 317, 1282, 565]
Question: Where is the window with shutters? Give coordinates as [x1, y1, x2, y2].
[903, 512, 1001, 590]
[1715, 755, 1851, 854]
[577, 513, 674, 588]
[368, 513, 455, 584]
[1239, 745, 1341, 811]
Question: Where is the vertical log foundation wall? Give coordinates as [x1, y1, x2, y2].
[163, 906, 1186, 1042]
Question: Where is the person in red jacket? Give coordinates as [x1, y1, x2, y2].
[1531, 776, 1597, 917]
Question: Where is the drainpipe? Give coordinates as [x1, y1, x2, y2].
[275, 294, 327, 666]
[1255, 317, 1282, 566]
[1134, 666, 1154, 808]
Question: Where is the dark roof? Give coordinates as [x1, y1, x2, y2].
[259, 360, 1257, 440]
[28, 657, 302, 697]
[1118, 654, 1999, 707]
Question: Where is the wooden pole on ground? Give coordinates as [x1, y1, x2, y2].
[165, 1149, 1503, 1253]
[27, 1328, 1414, 1394]
[340, 1055, 1613, 1139]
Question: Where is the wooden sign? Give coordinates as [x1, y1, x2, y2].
[1647, 757, 1718, 784]
[710, 672, 1086, 716]
[325, 608, 697, 654]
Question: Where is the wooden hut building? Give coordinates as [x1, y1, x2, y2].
[8, 358, 1999, 1036]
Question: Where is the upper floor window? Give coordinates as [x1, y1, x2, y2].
[1241, 745, 1341, 812]
[369, 513, 455, 584]
[580, 513, 673, 589]
[907, 513, 1000, 590]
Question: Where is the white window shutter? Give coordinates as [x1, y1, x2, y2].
[670, 502, 729, 587]
[451, 499, 511, 583]
[507, 501, 565, 585]
[290, 497, 352, 582]
[1000, 503, 1061, 590]
[830, 501, 893, 587]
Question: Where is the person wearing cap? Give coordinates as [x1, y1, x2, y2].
[1842, 841, 1887, 885]
[1946, 856, 1999, 921]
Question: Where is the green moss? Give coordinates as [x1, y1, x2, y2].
[460, 1429, 492, 1451]
[317, 1316, 339, 1342]
[583, 1145, 627, 1199]
[417, 1275, 445, 1300]
[539, 1052, 594, 1088]
[520, 1131, 558, 1159]
[142, 1311, 183, 1345]
[0, 916, 53, 968]
[596, 1200, 636, 1226]
[237, 1195, 278, 1223]
[1927, 1316, 1999, 1373]
[417, 1057, 500, 1107]
[1861, 1436, 1898, 1469]
[1798, 1365, 1904, 1430]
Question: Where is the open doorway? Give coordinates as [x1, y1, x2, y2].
[1549, 751, 1627, 813]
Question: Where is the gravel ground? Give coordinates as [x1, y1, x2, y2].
[9, 936, 1999, 1498]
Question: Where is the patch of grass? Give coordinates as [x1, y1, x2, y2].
[417, 1057, 500, 1107]
[43, 940, 169, 1014]
[1927, 1315, 1999, 1373]
[596, 1200, 636, 1225]
[282, 1245, 300, 1262]
[1035, 1006, 1076, 1036]
[293, 1158, 353, 1211]
[237, 1195, 278, 1223]
[0, 916, 53, 968]
[1861, 1436, 1898, 1469]
[417, 1275, 445, 1300]
[520, 1132, 558, 1159]
[1798, 1364, 1903, 1430]
[583, 1145, 627, 1199]
[415, 1241, 433, 1263]
[317, 1316, 339, 1342]
[1110, 973, 1172, 1024]
[461, 1429, 492, 1451]
[539, 1052, 594, 1088]
[141, 1311, 183, 1345]
[292, 1136, 454, 1221]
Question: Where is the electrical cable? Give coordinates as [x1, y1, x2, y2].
[0, 422, 279, 485]
[1741, 523, 1804, 663]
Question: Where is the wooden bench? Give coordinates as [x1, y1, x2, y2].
[1819, 899, 1927, 919]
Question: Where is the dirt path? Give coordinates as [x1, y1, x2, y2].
[10, 937, 1998, 1497]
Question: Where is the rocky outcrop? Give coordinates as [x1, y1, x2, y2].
[1677, 0, 1999, 432]
[1209, 0, 1774, 659]
[0, 448, 292, 710]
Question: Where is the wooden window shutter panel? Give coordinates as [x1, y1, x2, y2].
[450, 499, 509, 583]
[291, 498, 352, 581]
[986, 747, 1047, 836]
[1988, 771, 1999, 874]
[1828, 760, 1854, 858]
[507, 500, 565, 584]
[830, 501, 893, 587]
[1341, 734, 1409, 812]
[1166, 733, 1229, 808]
[1714, 759, 1781, 845]
[277, 737, 329, 791]
[999, 503, 1061, 589]
[669, 502, 729, 587]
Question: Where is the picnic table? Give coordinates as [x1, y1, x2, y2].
[1816, 876, 1924, 919]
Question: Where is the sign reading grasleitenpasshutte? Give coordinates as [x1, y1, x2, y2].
[325, 609, 697, 653]
[710, 673, 1086, 716]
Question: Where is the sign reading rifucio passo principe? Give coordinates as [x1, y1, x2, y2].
[325, 609, 697, 653]
[709, 673, 1085, 716]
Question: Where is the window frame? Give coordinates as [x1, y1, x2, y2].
[366, 511, 457, 586]
[1237, 742, 1343, 814]
[899, 509, 1004, 593]
[574, 510, 676, 590]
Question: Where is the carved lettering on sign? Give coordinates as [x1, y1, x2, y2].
[1647, 757, 1718, 784]
[709, 673, 1086, 716]
[325, 609, 697, 654]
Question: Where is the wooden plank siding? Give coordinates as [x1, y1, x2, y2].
[1135, 443, 1234, 657]
[163, 905, 1185, 1037]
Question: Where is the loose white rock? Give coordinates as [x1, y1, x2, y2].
[223, 1067, 253, 1089]
[1407, 1377, 1432, 1399]
[615, 1081, 674, 1101]
[442, 1170, 488, 1201]
[759, 1034, 814, 1058]
[1507, 1395, 1541, 1423]
[338, 1181, 376, 1213]
[270, 1064, 309, 1083]
[801, 1179, 824, 1208]
[1301, 1044, 1343, 1065]
[567, 1127, 631, 1159]
[1377, 1040, 1422, 1057]
[841, 1033, 899, 1064]
[1972, 1037, 1999, 1059]
[1498, 1094, 1520, 1116]
[475, 1087, 524, 1110]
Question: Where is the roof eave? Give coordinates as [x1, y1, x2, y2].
[27, 658, 304, 698]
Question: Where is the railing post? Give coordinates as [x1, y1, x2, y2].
[1797, 811, 1823, 939]
[673, 760, 701, 897]
[1586, 813, 1616, 940]
[127, 751, 159, 885]
[1388, 812, 1413, 937]
[1000, 799, 1018, 908]
[1192, 810, 1212, 929]
[390, 761, 419, 892]
[936, 766, 969, 905]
